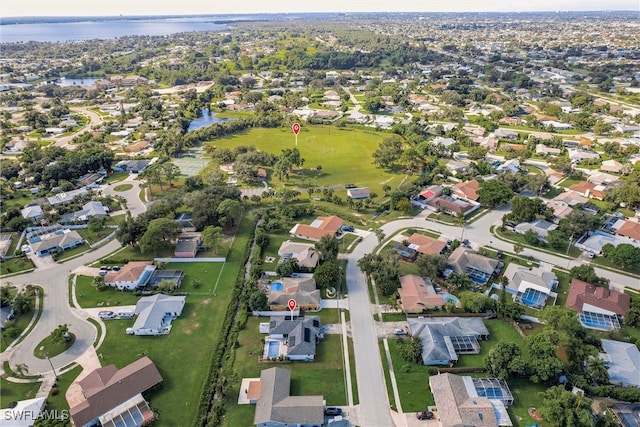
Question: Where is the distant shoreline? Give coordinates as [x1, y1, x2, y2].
[1, 10, 638, 26]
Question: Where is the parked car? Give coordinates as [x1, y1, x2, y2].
[112, 265, 121, 271]
[324, 407, 343, 416]
[394, 328, 407, 336]
[117, 309, 134, 318]
[345, 184, 357, 189]
[98, 270, 108, 276]
[416, 411, 434, 420]
[98, 311, 116, 319]
[341, 225, 355, 232]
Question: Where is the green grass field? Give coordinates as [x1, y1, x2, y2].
[210, 126, 405, 196]
[0, 256, 35, 276]
[94, 217, 252, 427]
[0, 378, 41, 408]
[455, 319, 525, 368]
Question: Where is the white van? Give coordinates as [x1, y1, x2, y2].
[117, 309, 134, 319]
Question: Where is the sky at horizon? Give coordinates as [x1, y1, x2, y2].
[2, 0, 638, 18]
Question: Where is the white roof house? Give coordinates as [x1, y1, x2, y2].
[21, 205, 43, 221]
[130, 294, 185, 336]
[600, 339, 640, 387]
[495, 159, 521, 174]
[504, 264, 558, 309]
[0, 397, 46, 427]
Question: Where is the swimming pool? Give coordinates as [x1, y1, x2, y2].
[519, 288, 547, 309]
[579, 313, 615, 330]
[270, 282, 283, 292]
[438, 293, 459, 305]
[266, 340, 280, 358]
[477, 386, 504, 399]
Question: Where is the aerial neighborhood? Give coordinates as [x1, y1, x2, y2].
[2, 9, 640, 427]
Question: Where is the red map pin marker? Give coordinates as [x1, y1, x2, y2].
[287, 298, 296, 311]
[291, 122, 301, 135]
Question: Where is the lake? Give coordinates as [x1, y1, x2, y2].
[0, 18, 227, 43]
[55, 77, 100, 87]
[187, 109, 231, 131]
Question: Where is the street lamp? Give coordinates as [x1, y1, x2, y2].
[45, 356, 57, 379]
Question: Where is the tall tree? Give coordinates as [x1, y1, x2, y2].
[539, 386, 595, 427]
[162, 162, 181, 187]
[216, 199, 243, 228]
[201, 225, 223, 252]
[315, 235, 340, 261]
[139, 218, 182, 255]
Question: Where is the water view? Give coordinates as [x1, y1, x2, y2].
[187, 109, 230, 131]
[0, 18, 227, 43]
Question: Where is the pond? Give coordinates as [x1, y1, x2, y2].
[187, 108, 231, 131]
[54, 77, 100, 87]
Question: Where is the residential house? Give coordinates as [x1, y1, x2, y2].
[21, 205, 43, 222]
[568, 148, 600, 164]
[289, 215, 343, 242]
[104, 262, 184, 290]
[429, 373, 513, 427]
[0, 234, 13, 259]
[113, 160, 151, 173]
[76, 173, 105, 188]
[268, 277, 321, 311]
[452, 180, 480, 201]
[174, 238, 199, 258]
[128, 294, 186, 336]
[46, 188, 89, 206]
[69, 357, 162, 427]
[253, 367, 324, 427]
[514, 219, 558, 241]
[406, 233, 447, 256]
[569, 181, 606, 201]
[588, 171, 620, 186]
[30, 229, 84, 257]
[428, 194, 479, 217]
[346, 187, 371, 199]
[277, 241, 319, 269]
[432, 136, 457, 151]
[445, 160, 471, 176]
[124, 140, 150, 153]
[535, 144, 562, 156]
[60, 201, 108, 224]
[257, 168, 267, 181]
[398, 275, 445, 313]
[446, 247, 499, 285]
[541, 120, 573, 130]
[0, 397, 46, 427]
[408, 317, 489, 366]
[493, 128, 519, 140]
[612, 219, 640, 245]
[495, 159, 521, 174]
[267, 316, 323, 361]
[600, 159, 624, 174]
[503, 264, 558, 310]
[410, 185, 444, 209]
[599, 339, 640, 388]
[174, 212, 195, 231]
[566, 279, 630, 330]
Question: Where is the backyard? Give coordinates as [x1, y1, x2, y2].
[93, 217, 252, 427]
[223, 315, 355, 426]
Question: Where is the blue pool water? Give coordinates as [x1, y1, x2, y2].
[270, 282, 283, 292]
[580, 314, 614, 330]
[520, 288, 546, 308]
[439, 293, 459, 305]
[267, 341, 280, 358]
[477, 386, 504, 399]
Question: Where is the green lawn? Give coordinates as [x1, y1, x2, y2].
[103, 172, 129, 184]
[75, 275, 140, 308]
[0, 293, 37, 352]
[96, 217, 252, 427]
[494, 227, 582, 258]
[0, 256, 35, 276]
[113, 183, 134, 192]
[55, 243, 90, 261]
[558, 177, 586, 189]
[552, 269, 572, 307]
[0, 378, 41, 408]
[455, 319, 525, 368]
[210, 126, 404, 197]
[507, 378, 551, 427]
[42, 365, 83, 415]
[339, 233, 359, 253]
[34, 333, 76, 359]
[224, 316, 351, 425]
[77, 226, 116, 245]
[383, 339, 435, 412]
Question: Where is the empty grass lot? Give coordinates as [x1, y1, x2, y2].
[75, 275, 140, 308]
[94, 217, 252, 427]
[210, 126, 405, 196]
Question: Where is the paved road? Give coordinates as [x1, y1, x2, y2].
[99, 174, 147, 218]
[3, 240, 121, 375]
[346, 234, 395, 427]
[2, 175, 145, 376]
[52, 107, 103, 150]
